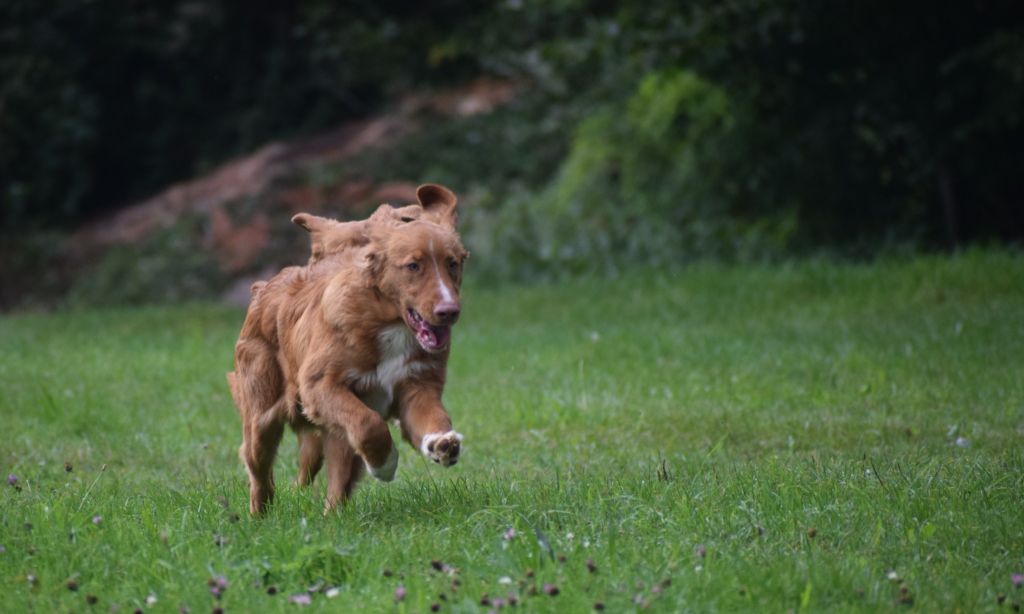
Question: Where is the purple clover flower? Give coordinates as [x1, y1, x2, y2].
[208, 575, 228, 599]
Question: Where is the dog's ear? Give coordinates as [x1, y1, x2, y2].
[292, 213, 340, 262]
[416, 184, 458, 229]
[291, 212, 335, 234]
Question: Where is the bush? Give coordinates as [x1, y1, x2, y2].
[66, 217, 224, 307]
[3, 0, 1021, 305]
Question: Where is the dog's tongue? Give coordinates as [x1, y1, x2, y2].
[416, 321, 450, 352]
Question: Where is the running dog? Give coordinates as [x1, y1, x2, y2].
[228, 184, 467, 514]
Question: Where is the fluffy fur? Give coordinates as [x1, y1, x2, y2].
[228, 184, 467, 514]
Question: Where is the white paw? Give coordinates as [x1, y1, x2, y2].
[420, 431, 463, 467]
[365, 446, 399, 482]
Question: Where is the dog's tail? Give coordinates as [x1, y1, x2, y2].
[227, 371, 242, 414]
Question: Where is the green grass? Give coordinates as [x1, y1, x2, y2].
[2, 250, 1023, 612]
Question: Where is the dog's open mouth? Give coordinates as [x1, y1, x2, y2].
[405, 308, 451, 353]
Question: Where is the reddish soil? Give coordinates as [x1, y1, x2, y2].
[55, 78, 517, 305]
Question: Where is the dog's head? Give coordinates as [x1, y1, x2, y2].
[292, 184, 460, 264]
[292, 184, 467, 353]
[365, 187, 467, 354]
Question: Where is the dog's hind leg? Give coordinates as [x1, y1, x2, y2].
[296, 429, 324, 487]
[322, 432, 364, 514]
[232, 339, 286, 515]
[240, 409, 285, 515]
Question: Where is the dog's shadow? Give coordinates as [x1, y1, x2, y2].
[349, 476, 485, 525]
[248, 472, 507, 528]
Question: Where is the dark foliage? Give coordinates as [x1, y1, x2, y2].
[0, 0, 483, 229]
[677, 0, 1024, 248]
[2, 0, 1021, 265]
[455, 0, 1024, 256]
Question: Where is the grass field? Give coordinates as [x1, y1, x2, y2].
[2, 251, 1023, 612]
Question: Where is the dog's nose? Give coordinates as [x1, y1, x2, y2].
[434, 301, 461, 324]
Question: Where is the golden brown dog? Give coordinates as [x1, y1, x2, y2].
[228, 184, 468, 514]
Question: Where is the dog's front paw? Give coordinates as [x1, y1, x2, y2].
[420, 431, 463, 467]
[365, 446, 399, 482]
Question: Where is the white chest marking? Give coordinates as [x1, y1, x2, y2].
[350, 325, 425, 416]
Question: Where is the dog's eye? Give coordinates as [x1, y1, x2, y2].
[406, 262, 420, 272]
[448, 259, 459, 272]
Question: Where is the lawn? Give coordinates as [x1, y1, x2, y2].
[1, 250, 1022, 612]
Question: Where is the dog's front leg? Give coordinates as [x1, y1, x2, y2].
[299, 369, 398, 482]
[397, 383, 463, 467]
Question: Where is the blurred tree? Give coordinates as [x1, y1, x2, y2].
[449, 0, 1023, 266]
[2, 0, 1021, 256]
[673, 0, 1024, 248]
[0, 0, 482, 230]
